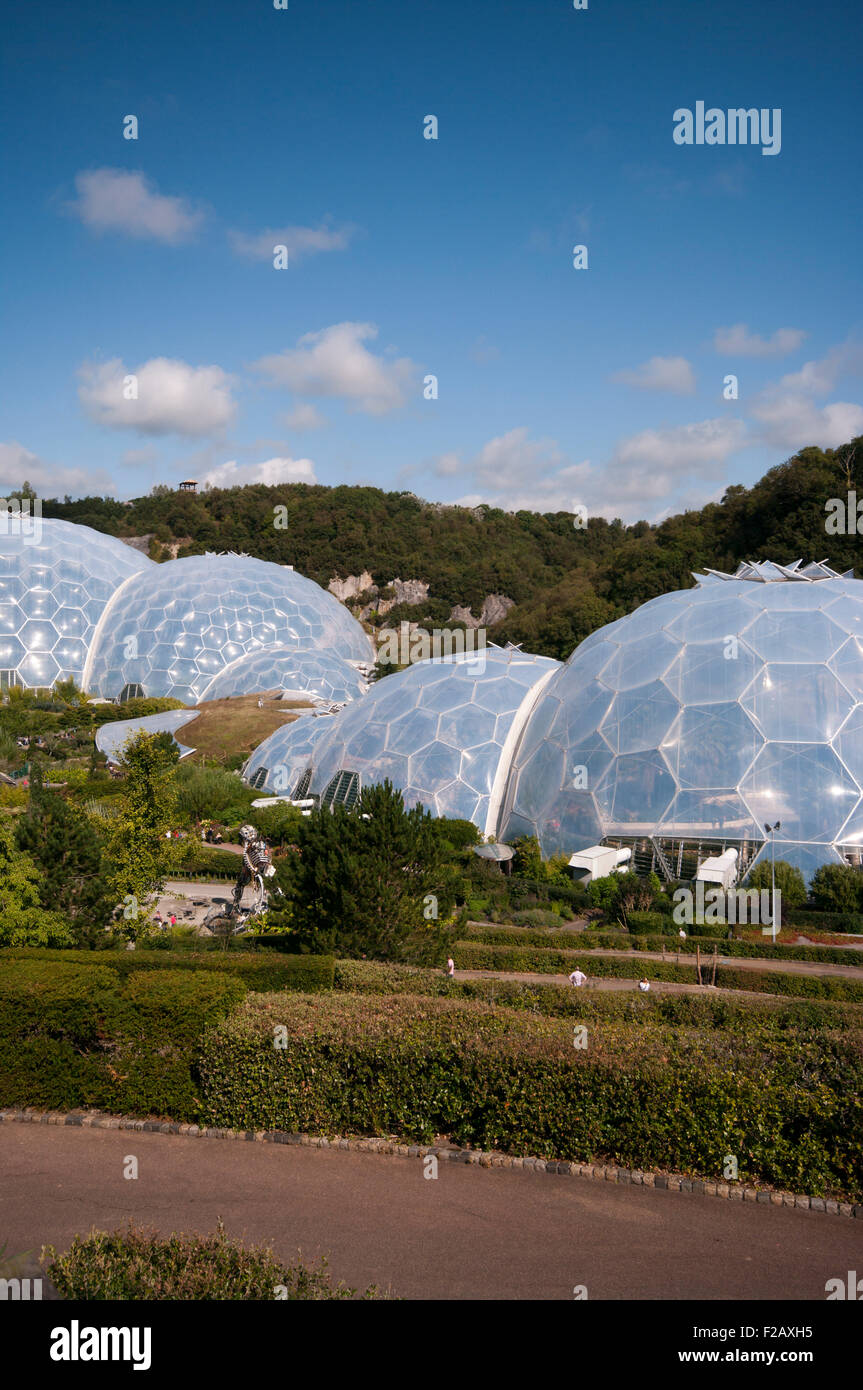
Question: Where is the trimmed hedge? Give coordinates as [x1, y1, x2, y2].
[333, 959, 863, 1029]
[453, 941, 863, 1001]
[0, 961, 246, 1119]
[199, 991, 863, 1200]
[786, 908, 863, 934]
[464, 922, 863, 967]
[0, 948, 335, 994]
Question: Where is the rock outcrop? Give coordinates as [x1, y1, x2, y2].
[328, 571, 376, 602]
[448, 594, 515, 629]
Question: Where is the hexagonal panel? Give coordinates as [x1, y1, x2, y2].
[599, 680, 680, 755]
[740, 742, 859, 843]
[595, 752, 676, 828]
[659, 790, 763, 839]
[662, 640, 761, 704]
[741, 664, 853, 742]
[600, 631, 681, 691]
[746, 609, 847, 663]
[661, 702, 762, 788]
[829, 637, 863, 701]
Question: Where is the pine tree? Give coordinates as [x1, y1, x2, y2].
[16, 762, 113, 946]
[0, 813, 72, 946]
[283, 780, 457, 960]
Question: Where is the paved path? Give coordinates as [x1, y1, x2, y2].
[465, 930, 863, 979]
[1, 1124, 859, 1300]
[457, 969, 729, 995]
[565, 947, 863, 979]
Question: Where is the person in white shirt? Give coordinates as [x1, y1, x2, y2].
[638, 978, 651, 992]
[569, 968, 587, 987]
[446, 957, 455, 978]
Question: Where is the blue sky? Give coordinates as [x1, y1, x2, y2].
[1, 0, 861, 523]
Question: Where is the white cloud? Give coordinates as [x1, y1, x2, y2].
[435, 452, 461, 477]
[612, 355, 696, 395]
[78, 357, 237, 437]
[199, 456, 317, 490]
[228, 220, 355, 262]
[0, 441, 116, 498]
[438, 429, 590, 513]
[714, 323, 806, 357]
[66, 168, 204, 243]
[776, 343, 863, 396]
[434, 418, 747, 524]
[605, 418, 747, 502]
[283, 403, 326, 431]
[253, 322, 415, 416]
[749, 395, 863, 451]
[749, 343, 863, 450]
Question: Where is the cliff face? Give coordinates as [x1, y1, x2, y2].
[328, 574, 514, 629]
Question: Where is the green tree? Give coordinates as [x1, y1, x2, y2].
[745, 859, 807, 908]
[511, 835, 546, 879]
[0, 814, 73, 946]
[15, 763, 114, 945]
[105, 731, 180, 927]
[280, 780, 458, 961]
[810, 862, 863, 914]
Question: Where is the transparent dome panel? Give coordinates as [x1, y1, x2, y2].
[741, 664, 853, 742]
[599, 680, 680, 755]
[740, 742, 859, 843]
[746, 610, 847, 663]
[661, 702, 761, 788]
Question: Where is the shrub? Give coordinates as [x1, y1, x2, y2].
[199, 991, 863, 1199]
[787, 908, 863, 934]
[174, 764, 256, 824]
[510, 909, 569, 928]
[0, 948, 335, 994]
[42, 1223, 380, 1300]
[0, 959, 247, 1119]
[333, 957, 863, 1030]
[624, 911, 667, 935]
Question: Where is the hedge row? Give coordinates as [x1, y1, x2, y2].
[333, 959, 863, 1030]
[453, 941, 863, 1002]
[198, 991, 863, 1200]
[0, 961, 246, 1118]
[787, 908, 863, 933]
[0, 948, 334, 994]
[464, 922, 863, 967]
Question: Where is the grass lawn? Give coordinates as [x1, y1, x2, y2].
[186, 694, 316, 761]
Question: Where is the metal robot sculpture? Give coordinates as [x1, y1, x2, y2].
[204, 824, 279, 935]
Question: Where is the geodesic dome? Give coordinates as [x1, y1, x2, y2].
[245, 645, 559, 829]
[84, 552, 375, 703]
[0, 517, 154, 689]
[499, 561, 863, 882]
[199, 646, 369, 705]
[243, 712, 336, 795]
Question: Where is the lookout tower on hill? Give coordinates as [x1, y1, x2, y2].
[179, 480, 197, 494]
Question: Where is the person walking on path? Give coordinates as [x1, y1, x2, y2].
[569, 968, 587, 988]
[446, 957, 455, 979]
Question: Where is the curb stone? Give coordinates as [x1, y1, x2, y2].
[0, 1108, 855, 1217]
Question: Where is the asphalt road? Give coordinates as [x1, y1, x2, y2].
[1, 1124, 859, 1300]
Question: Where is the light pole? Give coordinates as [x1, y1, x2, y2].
[764, 821, 781, 939]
